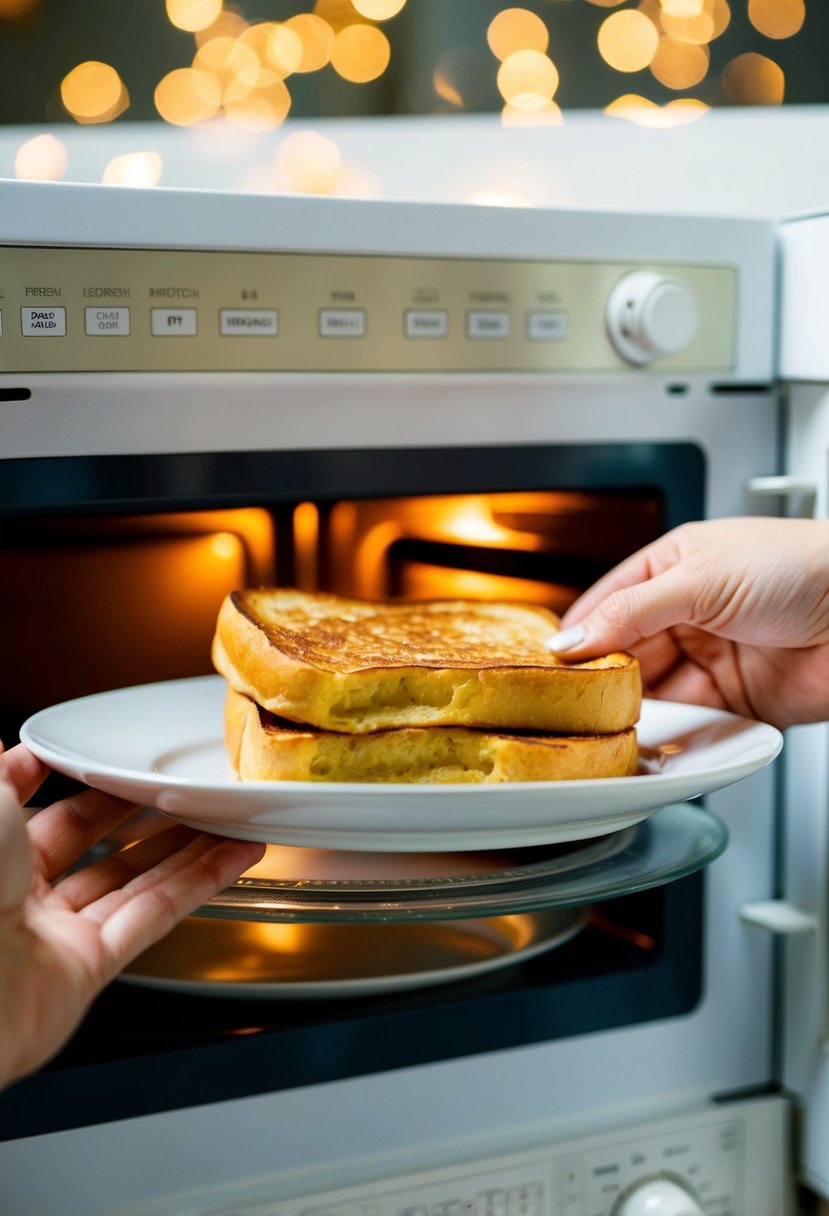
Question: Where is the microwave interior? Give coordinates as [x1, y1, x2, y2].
[0, 441, 708, 1139]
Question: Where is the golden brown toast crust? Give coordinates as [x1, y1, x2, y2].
[213, 588, 641, 735]
[225, 687, 639, 784]
[233, 589, 570, 672]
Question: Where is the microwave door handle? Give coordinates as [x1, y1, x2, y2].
[740, 899, 819, 934]
[746, 475, 818, 518]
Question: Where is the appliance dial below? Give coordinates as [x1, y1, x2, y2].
[612, 1176, 704, 1215]
[606, 270, 699, 365]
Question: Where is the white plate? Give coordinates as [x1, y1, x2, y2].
[119, 908, 588, 1000]
[20, 675, 783, 852]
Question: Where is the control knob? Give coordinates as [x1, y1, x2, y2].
[613, 1176, 704, 1215]
[606, 270, 699, 365]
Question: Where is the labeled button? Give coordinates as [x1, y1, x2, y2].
[220, 308, 278, 336]
[467, 310, 510, 339]
[507, 1184, 543, 1216]
[476, 1191, 507, 1216]
[151, 308, 197, 336]
[319, 308, 366, 338]
[405, 309, 448, 339]
[21, 306, 66, 336]
[526, 310, 567, 341]
[85, 306, 130, 336]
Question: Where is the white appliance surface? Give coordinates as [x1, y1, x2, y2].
[0, 1078, 792, 1216]
[2, 106, 829, 219]
[774, 217, 829, 1199]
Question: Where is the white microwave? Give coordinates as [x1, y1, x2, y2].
[0, 176, 826, 1216]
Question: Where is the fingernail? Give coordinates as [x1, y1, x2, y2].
[545, 625, 586, 653]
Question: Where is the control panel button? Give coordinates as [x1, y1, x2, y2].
[606, 271, 698, 365]
[526, 310, 567, 342]
[475, 1190, 507, 1216]
[506, 1184, 542, 1216]
[320, 309, 366, 338]
[614, 1176, 704, 1215]
[220, 308, 278, 336]
[21, 306, 66, 336]
[151, 307, 197, 336]
[405, 309, 448, 339]
[467, 311, 510, 339]
[85, 306, 130, 336]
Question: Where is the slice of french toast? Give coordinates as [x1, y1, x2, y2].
[224, 686, 639, 784]
[212, 588, 641, 735]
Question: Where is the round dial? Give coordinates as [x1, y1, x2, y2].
[606, 270, 699, 365]
[614, 1177, 704, 1216]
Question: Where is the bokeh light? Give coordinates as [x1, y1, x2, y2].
[275, 129, 343, 194]
[661, 0, 704, 16]
[154, 67, 221, 125]
[604, 92, 671, 125]
[284, 13, 335, 73]
[605, 92, 707, 126]
[331, 23, 391, 83]
[193, 36, 260, 103]
[166, 0, 222, 34]
[500, 100, 563, 126]
[236, 23, 284, 83]
[60, 61, 129, 124]
[314, 0, 359, 33]
[351, 0, 407, 18]
[497, 49, 559, 109]
[664, 97, 709, 122]
[266, 24, 304, 77]
[650, 36, 709, 88]
[598, 10, 659, 73]
[224, 79, 292, 129]
[433, 68, 463, 108]
[14, 133, 67, 180]
[194, 8, 248, 47]
[0, 0, 818, 139]
[721, 51, 785, 104]
[101, 151, 163, 187]
[703, 0, 732, 41]
[487, 9, 550, 61]
[747, 0, 805, 40]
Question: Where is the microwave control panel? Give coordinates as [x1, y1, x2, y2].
[0, 245, 735, 374]
[192, 1099, 789, 1216]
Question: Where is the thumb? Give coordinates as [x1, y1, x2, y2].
[546, 566, 698, 660]
[0, 777, 33, 913]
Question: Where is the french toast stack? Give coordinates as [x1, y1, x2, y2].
[211, 589, 642, 784]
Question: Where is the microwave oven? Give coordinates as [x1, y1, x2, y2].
[0, 177, 826, 1216]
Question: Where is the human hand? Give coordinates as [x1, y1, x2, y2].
[546, 517, 829, 730]
[0, 743, 264, 1089]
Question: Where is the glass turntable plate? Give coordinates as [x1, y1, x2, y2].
[195, 802, 728, 922]
[120, 906, 588, 999]
[20, 675, 781, 852]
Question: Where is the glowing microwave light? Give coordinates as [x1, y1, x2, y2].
[442, 504, 512, 545]
[210, 531, 241, 560]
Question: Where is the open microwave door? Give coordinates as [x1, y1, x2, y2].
[777, 212, 829, 1200]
